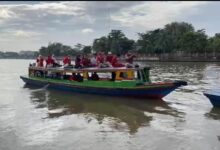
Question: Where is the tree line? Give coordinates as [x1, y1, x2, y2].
[38, 21, 220, 56]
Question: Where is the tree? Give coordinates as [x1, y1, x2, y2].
[136, 22, 208, 54]
[208, 33, 220, 54]
[92, 37, 109, 53]
[82, 46, 92, 54]
[92, 30, 134, 54]
[38, 42, 79, 56]
[179, 30, 208, 53]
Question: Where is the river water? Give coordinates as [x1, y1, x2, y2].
[0, 59, 220, 150]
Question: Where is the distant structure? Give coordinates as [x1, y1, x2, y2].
[19, 51, 36, 57]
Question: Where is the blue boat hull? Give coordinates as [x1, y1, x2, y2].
[20, 76, 185, 100]
[204, 93, 220, 107]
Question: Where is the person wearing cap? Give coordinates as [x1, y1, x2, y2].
[106, 51, 113, 63]
[106, 51, 114, 67]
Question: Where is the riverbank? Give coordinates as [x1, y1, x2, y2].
[134, 53, 220, 62]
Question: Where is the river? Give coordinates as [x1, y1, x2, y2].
[0, 59, 220, 150]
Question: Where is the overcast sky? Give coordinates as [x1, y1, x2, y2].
[0, 1, 220, 52]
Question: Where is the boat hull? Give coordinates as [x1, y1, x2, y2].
[204, 93, 220, 107]
[20, 76, 185, 100]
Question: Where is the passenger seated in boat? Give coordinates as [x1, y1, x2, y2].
[46, 55, 54, 68]
[63, 55, 73, 68]
[69, 73, 77, 81]
[75, 55, 83, 69]
[111, 54, 125, 67]
[88, 72, 99, 81]
[36, 55, 44, 67]
[75, 73, 83, 82]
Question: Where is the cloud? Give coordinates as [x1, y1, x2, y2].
[82, 28, 94, 34]
[0, 7, 18, 24]
[0, 1, 86, 17]
[111, 1, 208, 30]
[0, 29, 43, 39]
[0, 8, 13, 19]
[0, 1, 219, 51]
[24, 1, 86, 16]
[14, 30, 42, 37]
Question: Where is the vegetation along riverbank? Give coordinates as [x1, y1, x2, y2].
[1, 22, 220, 61]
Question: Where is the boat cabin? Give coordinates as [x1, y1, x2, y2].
[28, 66, 151, 83]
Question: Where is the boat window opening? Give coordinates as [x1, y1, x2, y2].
[120, 72, 128, 78]
[137, 70, 143, 81]
[111, 72, 116, 81]
[87, 72, 100, 81]
[96, 72, 111, 80]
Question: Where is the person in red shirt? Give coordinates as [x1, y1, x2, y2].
[46, 55, 54, 68]
[36, 55, 44, 67]
[106, 51, 114, 67]
[69, 73, 77, 81]
[63, 55, 72, 67]
[111, 54, 125, 67]
[106, 52, 113, 63]
[81, 54, 91, 68]
[96, 51, 106, 65]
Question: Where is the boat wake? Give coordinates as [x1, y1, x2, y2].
[29, 84, 50, 92]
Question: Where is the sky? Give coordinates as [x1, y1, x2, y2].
[0, 1, 220, 52]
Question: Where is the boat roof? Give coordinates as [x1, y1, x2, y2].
[29, 66, 150, 73]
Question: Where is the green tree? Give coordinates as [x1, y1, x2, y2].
[207, 33, 220, 55]
[39, 42, 78, 56]
[82, 46, 92, 54]
[179, 29, 208, 53]
[92, 30, 134, 54]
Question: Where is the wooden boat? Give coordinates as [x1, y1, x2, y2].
[20, 65, 187, 100]
[204, 90, 220, 107]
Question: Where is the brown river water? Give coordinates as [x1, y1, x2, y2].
[0, 59, 220, 150]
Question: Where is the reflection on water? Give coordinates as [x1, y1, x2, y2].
[25, 84, 184, 134]
[2, 60, 220, 149]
